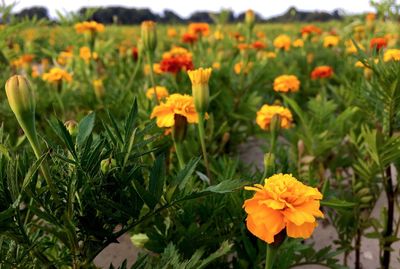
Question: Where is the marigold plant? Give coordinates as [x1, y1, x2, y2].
[273, 75, 300, 93]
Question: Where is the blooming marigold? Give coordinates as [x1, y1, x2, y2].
[42, 67, 72, 83]
[383, 49, 400, 62]
[243, 173, 324, 243]
[150, 94, 202, 128]
[159, 47, 194, 74]
[146, 86, 169, 101]
[345, 40, 365, 54]
[273, 35, 291, 51]
[251, 41, 266, 50]
[74, 21, 104, 34]
[188, 23, 210, 37]
[182, 32, 198, 44]
[370, 37, 387, 51]
[301, 25, 322, 37]
[167, 27, 177, 38]
[323, 35, 339, 48]
[292, 39, 304, 48]
[311, 66, 333, 80]
[273, 75, 300, 93]
[256, 104, 293, 130]
[79, 46, 98, 63]
[234, 61, 253, 75]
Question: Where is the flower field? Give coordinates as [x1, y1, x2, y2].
[1, 5, 400, 269]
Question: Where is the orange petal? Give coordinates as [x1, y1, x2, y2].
[286, 221, 317, 239]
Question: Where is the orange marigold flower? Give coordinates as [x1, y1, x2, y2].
[167, 27, 177, 38]
[74, 21, 105, 34]
[243, 173, 324, 243]
[273, 75, 300, 93]
[301, 25, 322, 36]
[188, 22, 210, 37]
[252, 41, 266, 50]
[146, 86, 169, 101]
[234, 61, 253, 75]
[182, 32, 198, 44]
[150, 93, 202, 128]
[159, 47, 194, 74]
[273, 35, 291, 51]
[256, 104, 293, 130]
[42, 67, 72, 83]
[292, 39, 304, 48]
[383, 49, 400, 62]
[370, 37, 387, 51]
[366, 12, 376, 22]
[311, 66, 333, 80]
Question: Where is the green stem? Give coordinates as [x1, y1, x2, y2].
[146, 51, 159, 104]
[21, 118, 60, 205]
[265, 244, 278, 269]
[198, 113, 211, 183]
[126, 56, 142, 91]
[173, 139, 185, 170]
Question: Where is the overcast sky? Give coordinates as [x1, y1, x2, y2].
[7, 0, 375, 19]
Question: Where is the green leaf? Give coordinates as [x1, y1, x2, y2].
[177, 157, 200, 190]
[77, 112, 96, 147]
[203, 179, 245, 194]
[149, 155, 165, 202]
[131, 180, 157, 209]
[48, 119, 77, 159]
[321, 199, 356, 209]
[124, 98, 138, 143]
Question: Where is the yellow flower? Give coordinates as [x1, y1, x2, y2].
[79, 46, 96, 63]
[323, 35, 340, 48]
[273, 75, 300, 93]
[146, 86, 169, 101]
[256, 104, 293, 130]
[74, 21, 105, 34]
[273, 35, 291, 51]
[57, 50, 73, 66]
[93, 79, 105, 99]
[212, 62, 221, 70]
[167, 27, 177, 38]
[345, 40, 365, 54]
[383, 49, 400, 62]
[292, 39, 304, 48]
[42, 68, 72, 83]
[234, 61, 253, 74]
[150, 94, 203, 128]
[243, 173, 324, 243]
[187, 67, 212, 86]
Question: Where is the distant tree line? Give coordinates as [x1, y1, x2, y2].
[12, 6, 343, 24]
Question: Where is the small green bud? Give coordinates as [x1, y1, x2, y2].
[245, 10, 255, 30]
[101, 158, 116, 173]
[64, 120, 78, 137]
[263, 153, 275, 178]
[130, 233, 149, 248]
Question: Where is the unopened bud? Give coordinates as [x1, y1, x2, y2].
[245, 10, 255, 30]
[64, 120, 78, 137]
[101, 158, 117, 173]
[141, 21, 157, 53]
[187, 67, 212, 114]
[5, 75, 35, 118]
[130, 233, 149, 249]
[263, 153, 275, 177]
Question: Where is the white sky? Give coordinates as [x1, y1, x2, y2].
[6, 0, 375, 19]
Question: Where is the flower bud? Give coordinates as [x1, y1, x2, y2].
[270, 114, 281, 133]
[187, 67, 212, 114]
[93, 79, 105, 100]
[64, 120, 78, 137]
[130, 233, 149, 249]
[141, 20, 157, 53]
[5, 75, 35, 118]
[245, 9, 255, 30]
[101, 158, 117, 174]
